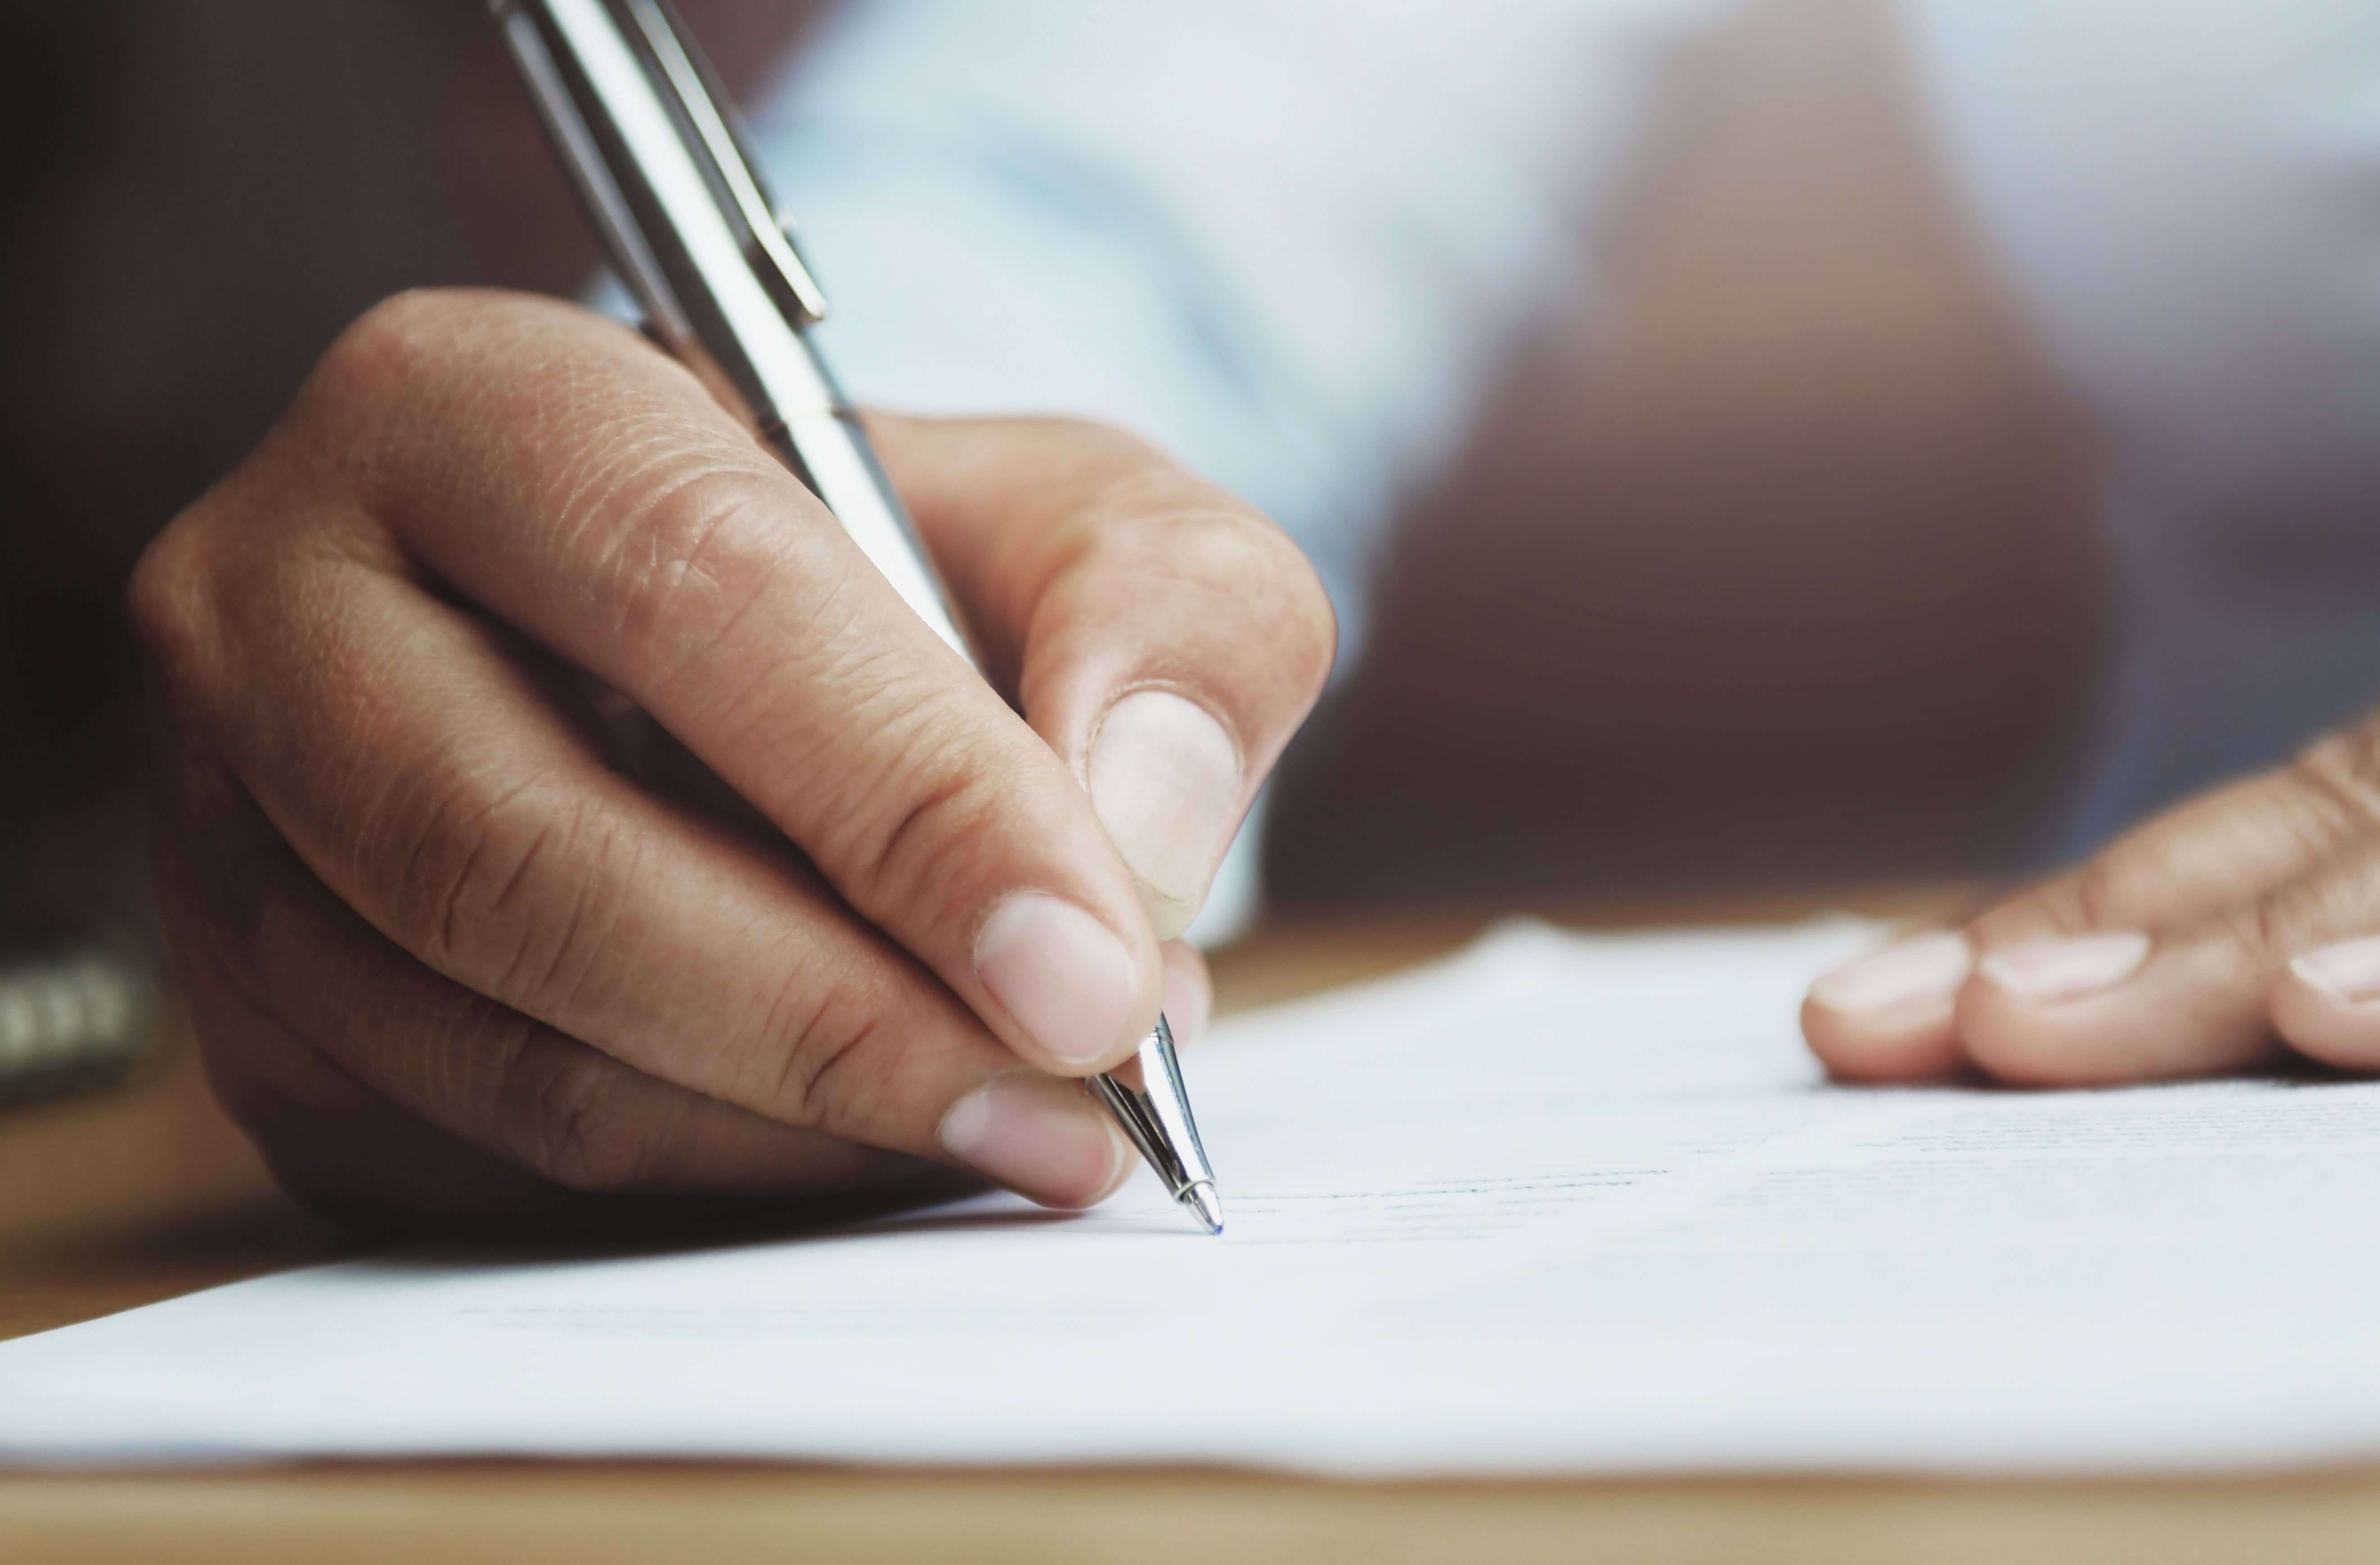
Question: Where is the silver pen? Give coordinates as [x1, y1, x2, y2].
[492, 0, 1222, 1234]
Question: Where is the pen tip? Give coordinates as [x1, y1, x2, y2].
[1184, 1181, 1223, 1236]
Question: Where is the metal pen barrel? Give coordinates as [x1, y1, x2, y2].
[495, 0, 1220, 1231]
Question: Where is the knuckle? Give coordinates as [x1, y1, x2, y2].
[1273, 545, 1339, 695]
[315, 289, 464, 400]
[2289, 730, 2380, 830]
[125, 516, 218, 683]
[1977, 861, 2120, 948]
[494, 1046, 651, 1193]
[2222, 875, 2349, 968]
[1137, 503, 1339, 694]
[830, 714, 1013, 918]
[748, 968, 889, 1130]
[296, 289, 495, 480]
[585, 457, 808, 695]
[387, 770, 624, 1012]
[2066, 854, 2125, 934]
[2235, 888, 2299, 965]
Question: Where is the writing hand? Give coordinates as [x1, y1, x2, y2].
[130, 289, 1332, 1230]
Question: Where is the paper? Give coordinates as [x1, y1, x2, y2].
[14, 918, 2380, 1476]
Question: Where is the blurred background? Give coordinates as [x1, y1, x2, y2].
[0, 0, 2107, 970]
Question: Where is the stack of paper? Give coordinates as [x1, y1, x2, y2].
[11, 919, 2380, 1475]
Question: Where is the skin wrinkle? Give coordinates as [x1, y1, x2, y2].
[704, 851, 894, 1066]
[972, 489, 1110, 677]
[282, 597, 912, 1113]
[509, 1051, 634, 1192]
[246, 820, 547, 1133]
[612, 1061, 690, 1191]
[2235, 843, 2380, 980]
[209, 563, 548, 918]
[1024, 490, 1203, 624]
[431, 1003, 550, 1154]
[688, 544, 898, 770]
[198, 804, 825, 1208]
[402, 766, 563, 971]
[535, 823, 649, 1028]
[534, 425, 696, 598]
[614, 474, 828, 710]
[187, 845, 481, 1137]
[630, 486, 792, 702]
[429, 828, 497, 971]
[2239, 883, 2307, 980]
[1018, 505, 1333, 754]
[577, 458, 787, 692]
[741, 919, 854, 1100]
[754, 627, 994, 884]
[2291, 728, 2380, 834]
[490, 815, 581, 1009]
[894, 419, 1169, 678]
[863, 763, 998, 934]
[2260, 785, 2363, 878]
[768, 1001, 885, 1135]
[1978, 848, 2130, 951]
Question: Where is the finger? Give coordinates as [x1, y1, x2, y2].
[1804, 729, 2380, 1081]
[134, 535, 1131, 1208]
[1800, 930, 1973, 1082]
[149, 769, 688, 1231]
[1948, 834, 2380, 1083]
[148, 716, 924, 1205]
[169, 921, 968, 1237]
[289, 290, 1162, 1075]
[2273, 933, 2380, 1070]
[873, 414, 1337, 938]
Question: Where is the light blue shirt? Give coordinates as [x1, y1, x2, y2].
[726, 0, 2380, 914]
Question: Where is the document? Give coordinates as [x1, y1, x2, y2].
[13, 918, 2380, 1475]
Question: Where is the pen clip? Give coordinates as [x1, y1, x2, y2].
[618, 0, 831, 326]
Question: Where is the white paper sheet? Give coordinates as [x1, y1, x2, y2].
[14, 918, 2380, 1476]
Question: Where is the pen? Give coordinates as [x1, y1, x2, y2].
[491, 0, 1223, 1235]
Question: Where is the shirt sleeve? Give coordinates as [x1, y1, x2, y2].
[1904, 0, 2380, 847]
[730, 0, 1729, 658]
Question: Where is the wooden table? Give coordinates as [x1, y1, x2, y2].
[9, 891, 2380, 1564]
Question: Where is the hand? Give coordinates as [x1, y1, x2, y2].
[130, 289, 1333, 1231]
[1802, 713, 2380, 1083]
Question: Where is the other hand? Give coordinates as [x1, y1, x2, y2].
[1803, 714, 2380, 1083]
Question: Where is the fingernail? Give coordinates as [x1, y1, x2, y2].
[1808, 931, 1972, 1015]
[975, 892, 1142, 1068]
[1980, 931, 2152, 1002]
[1086, 691, 1242, 932]
[2291, 936, 2380, 1003]
[939, 1074, 1128, 1207]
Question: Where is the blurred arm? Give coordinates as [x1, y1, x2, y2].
[726, 0, 1733, 659]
